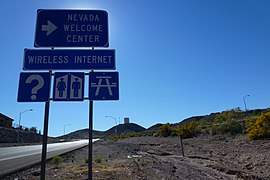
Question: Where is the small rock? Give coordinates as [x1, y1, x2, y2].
[31, 170, 41, 176]
[243, 163, 253, 170]
[226, 169, 237, 175]
[172, 165, 177, 173]
[209, 149, 213, 156]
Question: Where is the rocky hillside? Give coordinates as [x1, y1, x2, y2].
[59, 123, 146, 139]
[105, 123, 146, 136]
[0, 126, 59, 144]
[0, 126, 42, 143]
[58, 129, 104, 139]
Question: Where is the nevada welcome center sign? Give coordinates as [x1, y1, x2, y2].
[34, 9, 109, 47]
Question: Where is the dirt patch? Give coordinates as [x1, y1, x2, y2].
[2, 135, 270, 179]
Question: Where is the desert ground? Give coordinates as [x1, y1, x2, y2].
[3, 135, 270, 180]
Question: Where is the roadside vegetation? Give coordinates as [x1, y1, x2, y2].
[103, 108, 270, 141]
[52, 155, 64, 169]
[156, 108, 270, 141]
[107, 132, 142, 141]
[246, 111, 270, 140]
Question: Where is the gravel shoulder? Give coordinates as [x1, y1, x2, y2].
[3, 135, 270, 179]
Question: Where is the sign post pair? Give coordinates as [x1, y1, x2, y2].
[17, 9, 120, 180]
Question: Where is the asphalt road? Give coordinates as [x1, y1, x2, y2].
[0, 139, 90, 177]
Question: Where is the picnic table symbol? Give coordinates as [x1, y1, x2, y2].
[91, 76, 117, 96]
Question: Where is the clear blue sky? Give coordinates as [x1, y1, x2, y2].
[1, 0, 270, 137]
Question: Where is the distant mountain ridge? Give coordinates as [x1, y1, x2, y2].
[58, 123, 146, 139]
[59, 108, 269, 139]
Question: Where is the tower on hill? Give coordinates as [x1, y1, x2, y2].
[124, 117, 130, 124]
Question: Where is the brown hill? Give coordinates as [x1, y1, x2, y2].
[59, 123, 146, 139]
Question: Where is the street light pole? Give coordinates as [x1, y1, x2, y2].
[243, 95, 250, 111]
[105, 115, 118, 136]
[18, 109, 33, 129]
[64, 124, 71, 136]
[242, 95, 250, 134]
[17, 109, 33, 143]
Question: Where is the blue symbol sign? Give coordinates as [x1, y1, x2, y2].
[17, 72, 51, 102]
[89, 72, 119, 100]
[34, 9, 109, 47]
[53, 72, 85, 101]
[23, 49, 115, 70]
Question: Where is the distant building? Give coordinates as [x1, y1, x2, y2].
[0, 113, 14, 128]
[124, 117, 130, 124]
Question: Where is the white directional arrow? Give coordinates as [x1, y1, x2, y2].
[42, 20, 57, 36]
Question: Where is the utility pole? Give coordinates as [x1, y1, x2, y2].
[105, 116, 118, 136]
[17, 109, 33, 143]
[243, 95, 250, 111]
[64, 124, 71, 136]
[242, 95, 250, 134]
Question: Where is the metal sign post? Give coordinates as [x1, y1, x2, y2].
[180, 136, 185, 157]
[88, 100, 93, 180]
[40, 99, 50, 180]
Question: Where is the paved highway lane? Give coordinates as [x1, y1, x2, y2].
[0, 139, 95, 177]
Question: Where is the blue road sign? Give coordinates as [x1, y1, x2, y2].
[23, 49, 115, 70]
[34, 9, 109, 47]
[53, 72, 85, 101]
[17, 72, 51, 102]
[89, 72, 119, 100]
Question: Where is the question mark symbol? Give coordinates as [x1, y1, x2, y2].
[25, 75, 44, 100]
